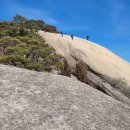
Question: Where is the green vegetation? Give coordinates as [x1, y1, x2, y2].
[0, 14, 63, 72]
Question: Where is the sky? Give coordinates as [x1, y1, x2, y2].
[0, 0, 130, 62]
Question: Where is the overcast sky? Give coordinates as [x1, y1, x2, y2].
[0, 0, 130, 62]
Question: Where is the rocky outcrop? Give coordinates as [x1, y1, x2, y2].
[38, 31, 130, 105]
[69, 60, 130, 106]
[87, 71, 130, 105]
[0, 64, 130, 130]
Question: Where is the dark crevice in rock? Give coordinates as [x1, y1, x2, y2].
[95, 85, 108, 95]
[87, 66, 102, 78]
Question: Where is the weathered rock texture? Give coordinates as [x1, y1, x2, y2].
[0, 64, 130, 130]
[38, 31, 130, 105]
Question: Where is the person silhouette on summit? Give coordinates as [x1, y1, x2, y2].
[61, 31, 63, 37]
[71, 35, 73, 40]
[87, 35, 89, 40]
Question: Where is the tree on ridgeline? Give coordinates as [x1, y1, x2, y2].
[13, 14, 27, 25]
[25, 19, 45, 32]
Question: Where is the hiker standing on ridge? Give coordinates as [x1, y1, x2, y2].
[61, 31, 63, 37]
[87, 35, 89, 40]
[71, 35, 74, 40]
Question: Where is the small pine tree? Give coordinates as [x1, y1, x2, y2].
[13, 14, 27, 25]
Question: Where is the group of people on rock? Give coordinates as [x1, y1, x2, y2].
[60, 31, 89, 40]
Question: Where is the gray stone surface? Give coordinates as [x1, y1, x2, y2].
[0, 64, 130, 130]
[87, 71, 130, 106]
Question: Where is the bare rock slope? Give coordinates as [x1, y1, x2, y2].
[0, 64, 130, 130]
[39, 31, 130, 105]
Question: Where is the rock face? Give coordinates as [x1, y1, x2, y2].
[38, 31, 130, 105]
[0, 64, 130, 130]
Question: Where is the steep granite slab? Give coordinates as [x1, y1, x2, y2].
[38, 31, 130, 103]
[0, 64, 130, 130]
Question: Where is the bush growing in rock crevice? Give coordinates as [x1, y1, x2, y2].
[73, 61, 89, 83]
